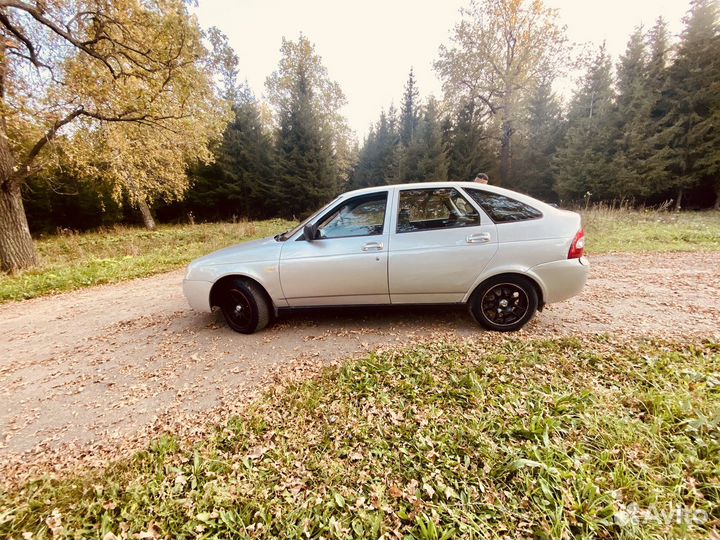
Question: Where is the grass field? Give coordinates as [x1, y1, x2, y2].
[1, 337, 717, 539]
[0, 209, 718, 303]
[580, 207, 720, 254]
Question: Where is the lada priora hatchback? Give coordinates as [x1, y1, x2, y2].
[183, 182, 589, 333]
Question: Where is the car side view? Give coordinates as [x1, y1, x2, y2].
[183, 182, 589, 333]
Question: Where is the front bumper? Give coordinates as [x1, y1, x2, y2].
[182, 279, 213, 312]
[530, 256, 589, 304]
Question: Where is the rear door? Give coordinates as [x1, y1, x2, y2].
[279, 189, 392, 306]
[388, 186, 498, 304]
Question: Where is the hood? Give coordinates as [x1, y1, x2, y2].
[189, 236, 281, 269]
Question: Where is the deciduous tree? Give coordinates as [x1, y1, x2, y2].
[435, 0, 568, 186]
[0, 0, 227, 271]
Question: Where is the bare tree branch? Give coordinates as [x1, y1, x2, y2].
[0, 0, 120, 77]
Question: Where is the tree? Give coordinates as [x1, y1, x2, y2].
[404, 97, 449, 181]
[435, 0, 569, 186]
[553, 45, 617, 202]
[400, 68, 420, 148]
[513, 81, 565, 201]
[444, 99, 494, 182]
[610, 25, 652, 199]
[0, 0, 227, 271]
[625, 17, 673, 200]
[186, 86, 275, 220]
[265, 35, 353, 192]
[273, 66, 334, 218]
[647, 0, 719, 210]
[350, 106, 402, 188]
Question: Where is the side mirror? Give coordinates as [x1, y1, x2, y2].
[303, 223, 317, 241]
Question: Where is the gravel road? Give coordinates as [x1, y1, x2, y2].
[1, 252, 719, 481]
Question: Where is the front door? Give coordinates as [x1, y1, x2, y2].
[388, 186, 498, 303]
[279, 190, 392, 306]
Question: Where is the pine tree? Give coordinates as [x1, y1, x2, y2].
[611, 26, 652, 198]
[274, 70, 334, 218]
[349, 107, 401, 188]
[398, 69, 421, 181]
[445, 99, 494, 182]
[513, 81, 565, 201]
[400, 69, 420, 148]
[188, 85, 275, 220]
[408, 97, 449, 181]
[647, 0, 719, 209]
[553, 45, 617, 202]
[629, 17, 673, 199]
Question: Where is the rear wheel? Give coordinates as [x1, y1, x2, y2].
[470, 275, 538, 332]
[219, 279, 270, 334]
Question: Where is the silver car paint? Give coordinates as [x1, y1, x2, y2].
[183, 182, 589, 312]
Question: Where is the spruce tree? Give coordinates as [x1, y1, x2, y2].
[188, 86, 275, 220]
[445, 99, 494, 182]
[647, 0, 719, 209]
[611, 26, 652, 198]
[274, 70, 334, 218]
[402, 97, 449, 182]
[630, 17, 672, 199]
[400, 69, 420, 148]
[513, 81, 565, 201]
[553, 45, 617, 202]
[349, 107, 401, 188]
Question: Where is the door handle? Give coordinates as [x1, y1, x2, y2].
[466, 232, 491, 244]
[361, 241, 384, 251]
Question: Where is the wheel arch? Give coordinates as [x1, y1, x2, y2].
[209, 274, 276, 314]
[467, 271, 545, 310]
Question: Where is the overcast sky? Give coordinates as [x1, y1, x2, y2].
[193, 0, 690, 139]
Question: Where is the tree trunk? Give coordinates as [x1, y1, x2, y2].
[499, 92, 514, 186]
[714, 182, 720, 210]
[499, 123, 512, 187]
[674, 187, 683, 212]
[0, 41, 39, 273]
[138, 200, 156, 230]
[0, 182, 38, 273]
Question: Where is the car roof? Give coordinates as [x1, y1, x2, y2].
[341, 182, 556, 213]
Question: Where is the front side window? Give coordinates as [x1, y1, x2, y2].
[315, 192, 388, 239]
[464, 189, 542, 223]
[396, 188, 480, 233]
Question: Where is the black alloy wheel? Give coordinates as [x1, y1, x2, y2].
[470, 275, 538, 332]
[219, 279, 270, 334]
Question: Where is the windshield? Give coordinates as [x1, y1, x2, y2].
[275, 196, 342, 241]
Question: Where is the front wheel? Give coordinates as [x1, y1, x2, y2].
[219, 279, 271, 334]
[469, 276, 538, 332]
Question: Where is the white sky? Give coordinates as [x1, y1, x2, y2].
[193, 0, 690, 139]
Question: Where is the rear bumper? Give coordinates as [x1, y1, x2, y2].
[183, 279, 213, 312]
[530, 256, 589, 304]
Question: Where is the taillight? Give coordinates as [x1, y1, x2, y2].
[568, 229, 585, 259]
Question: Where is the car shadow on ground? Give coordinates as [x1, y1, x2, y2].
[200, 304, 482, 335]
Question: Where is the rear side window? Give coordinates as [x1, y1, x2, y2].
[464, 189, 542, 223]
[397, 188, 480, 233]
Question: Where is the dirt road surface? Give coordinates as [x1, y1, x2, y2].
[1, 252, 719, 482]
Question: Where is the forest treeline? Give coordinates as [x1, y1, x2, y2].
[3, 0, 719, 271]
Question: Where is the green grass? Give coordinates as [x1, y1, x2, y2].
[581, 207, 720, 254]
[1, 337, 718, 539]
[0, 220, 293, 303]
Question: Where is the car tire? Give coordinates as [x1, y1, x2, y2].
[469, 275, 538, 332]
[219, 279, 271, 334]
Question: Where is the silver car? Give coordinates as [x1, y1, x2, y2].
[183, 182, 589, 333]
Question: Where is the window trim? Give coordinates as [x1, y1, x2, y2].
[297, 191, 389, 241]
[395, 187, 481, 234]
[460, 187, 543, 224]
